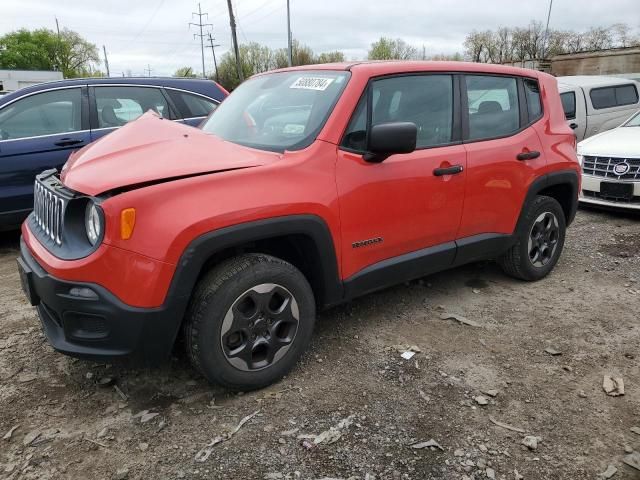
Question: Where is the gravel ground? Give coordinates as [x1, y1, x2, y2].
[1, 206, 639, 480]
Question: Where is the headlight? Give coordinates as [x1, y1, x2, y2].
[85, 202, 103, 245]
[576, 154, 583, 166]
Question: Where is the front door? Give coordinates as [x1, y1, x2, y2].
[0, 87, 89, 224]
[337, 74, 466, 282]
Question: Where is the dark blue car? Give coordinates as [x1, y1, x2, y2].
[0, 77, 228, 228]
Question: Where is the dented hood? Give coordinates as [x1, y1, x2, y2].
[61, 112, 278, 196]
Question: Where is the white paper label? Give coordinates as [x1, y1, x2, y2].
[290, 77, 335, 91]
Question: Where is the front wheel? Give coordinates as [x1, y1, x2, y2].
[499, 195, 566, 281]
[183, 254, 315, 391]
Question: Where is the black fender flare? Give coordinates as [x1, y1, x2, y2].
[516, 170, 579, 234]
[164, 215, 343, 321]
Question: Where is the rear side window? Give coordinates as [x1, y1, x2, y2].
[0, 88, 82, 140]
[342, 74, 454, 151]
[465, 75, 519, 141]
[167, 90, 218, 118]
[523, 79, 543, 122]
[94, 86, 171, 128]
[560, 92, 576, 120]
[590, 84, 639, 109]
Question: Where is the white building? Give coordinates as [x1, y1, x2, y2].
[0, 70, 64, 93]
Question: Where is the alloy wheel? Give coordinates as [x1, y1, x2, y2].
[527, 211, 560, 268]
[220, 283, 300, 371]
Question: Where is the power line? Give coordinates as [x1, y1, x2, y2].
[144, 64, 152, 77]
[130, 0, 165, 44]
[189, 2, 213, 78]
[241, 3, 286, 27]
[239, 0, 277, 20]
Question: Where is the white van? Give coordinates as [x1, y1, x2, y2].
[557, 76, 640, 142]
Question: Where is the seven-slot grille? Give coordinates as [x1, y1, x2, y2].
[582, 156, 640, 181]
[33, 179, 66, 245]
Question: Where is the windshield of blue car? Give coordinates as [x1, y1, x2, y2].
[623, 112, 640, 127]
[201, 71, 350, 152]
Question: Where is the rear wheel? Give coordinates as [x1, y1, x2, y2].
[184, 254, 315, 391]
[499, 195, 566, 281]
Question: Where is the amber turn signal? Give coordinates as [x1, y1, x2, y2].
[120, 208, 136, 240]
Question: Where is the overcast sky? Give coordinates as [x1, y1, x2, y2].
[2, 0, 639, 76]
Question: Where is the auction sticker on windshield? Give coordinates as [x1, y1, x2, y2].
[290, 77, 335, 91]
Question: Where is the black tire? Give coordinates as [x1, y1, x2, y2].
[183, 253, 315, 391]
[499, 195, 566, 281]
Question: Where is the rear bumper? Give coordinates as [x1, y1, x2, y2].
[18, 238, 184, 364]
[580, 174, 640, 211]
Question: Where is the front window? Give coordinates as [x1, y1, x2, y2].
[201, 70, 350, 152]
[623, 111, 640, 127]
[0, 88, 82, 140]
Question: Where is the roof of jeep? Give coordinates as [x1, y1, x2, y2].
[257, 60, 541, 79]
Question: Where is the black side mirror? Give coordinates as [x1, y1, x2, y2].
[364, 122, 417, 163]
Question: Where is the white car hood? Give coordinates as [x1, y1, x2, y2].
[578, 127, 640, 158]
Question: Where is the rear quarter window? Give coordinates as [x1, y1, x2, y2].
[167, 90, 218, 119]
[523, 78, 543, 123]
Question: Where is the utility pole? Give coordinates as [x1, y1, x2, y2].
[286, 0, 292, 67]
[144, 64, 152, 77]
[542, 0, 554, 59]
[189, 3, 213, 78]
[226, 0, 244, 82]
[54, 17, 61, 73]
[207, 33, 220, 82]
[103, 45, 110, 77]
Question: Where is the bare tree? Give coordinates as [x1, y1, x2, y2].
[584, 26, 613, 51]
[611, 23, 638, 48]
[464, 21, 638, 64]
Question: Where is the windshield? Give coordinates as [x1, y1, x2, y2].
[623, 111, 640, 127]
[201, 70, 350, 152]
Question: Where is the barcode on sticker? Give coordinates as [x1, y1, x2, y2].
[290, 77, 335, 91]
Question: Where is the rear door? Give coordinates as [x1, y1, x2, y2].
[0, 86, 89, 222]
[165, 88, 219, 127]
[89, 85, 175, 141]
[337, 73, 466, 280]
[458, 74, 546, 242]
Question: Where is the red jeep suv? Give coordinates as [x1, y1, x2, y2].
[18, 62, 579, 390]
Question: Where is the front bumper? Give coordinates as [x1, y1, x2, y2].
[18, 238, 184, 364]
[579, 174, 640, 211]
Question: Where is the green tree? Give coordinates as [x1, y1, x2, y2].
[0, 27, 100, 78]
[315, 51, 345, 63]
[368, 37, 418, 60]
[173, 66, 197, 77]
[215, 39, 330, 91]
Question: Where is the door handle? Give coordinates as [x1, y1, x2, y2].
[516, 151, 541, 161]
[569, 123, 578, 130]
[433, 165, 464, 176]
[54, 138, 84, 147]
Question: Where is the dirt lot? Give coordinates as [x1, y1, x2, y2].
[1, 207, 639, 480]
